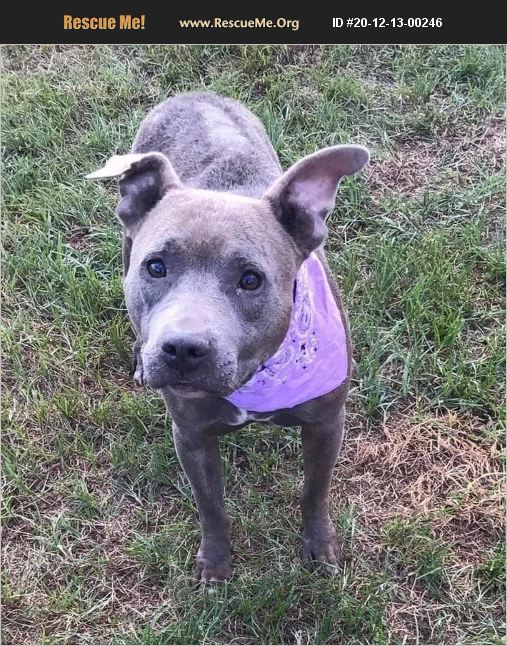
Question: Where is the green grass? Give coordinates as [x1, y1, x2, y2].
[383, 517, 450, 588]
[2, 45, 505, 644]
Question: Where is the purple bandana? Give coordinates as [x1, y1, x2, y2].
[225, 252, 348, 412]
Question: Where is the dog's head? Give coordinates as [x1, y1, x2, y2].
[87, 145, 369, 396]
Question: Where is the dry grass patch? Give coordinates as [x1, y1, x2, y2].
[368, 115, 505, 201]
[368, 144, 440, 197]
[337, 409, 504, 545]
[332, 407, 505, 642]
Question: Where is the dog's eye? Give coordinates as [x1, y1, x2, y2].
[147, 258, 167, 278]
[238, 271, 262, 291]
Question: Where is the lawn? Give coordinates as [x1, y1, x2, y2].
[1, 45, 505, 645]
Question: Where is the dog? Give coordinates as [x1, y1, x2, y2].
[87, 91, 369, 582]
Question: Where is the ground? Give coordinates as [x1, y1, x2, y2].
[2, 45, 505, 645]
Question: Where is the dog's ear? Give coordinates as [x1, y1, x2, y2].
[86, 152, 182, 227]
[264, 145, 369, 256]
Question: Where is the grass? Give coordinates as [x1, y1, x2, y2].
[1, 44, 505, 644]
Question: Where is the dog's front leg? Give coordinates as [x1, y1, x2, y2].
[300, 406, 345, 575]
[172, 422, 231, 582]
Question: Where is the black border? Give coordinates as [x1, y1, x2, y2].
[1, 5, 506, 44]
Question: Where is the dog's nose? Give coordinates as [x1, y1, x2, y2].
[161, 335, 210, 371]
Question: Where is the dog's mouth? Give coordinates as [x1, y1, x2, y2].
[169, 381, 202, 394]
[143, 352, 243, 396]
[164, 364, 260, 397]
[165, 378, 233, 398]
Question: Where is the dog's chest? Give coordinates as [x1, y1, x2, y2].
[230, 408, 275, 425]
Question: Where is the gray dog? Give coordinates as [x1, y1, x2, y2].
[87, 91, 369, 582]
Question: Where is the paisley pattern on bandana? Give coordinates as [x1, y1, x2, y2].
[225, 252, 348, 412]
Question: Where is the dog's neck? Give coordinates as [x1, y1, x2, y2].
[225, 252, 348, 413]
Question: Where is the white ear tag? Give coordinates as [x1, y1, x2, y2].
[85, 153, 147, 179]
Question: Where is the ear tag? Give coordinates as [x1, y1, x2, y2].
[85, 154, 146, 179]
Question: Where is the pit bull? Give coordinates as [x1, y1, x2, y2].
[87, 91, 369, 582]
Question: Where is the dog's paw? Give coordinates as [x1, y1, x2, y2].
[193, 559, 231, 584]
[302, 531, 343, 576]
